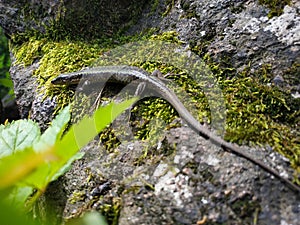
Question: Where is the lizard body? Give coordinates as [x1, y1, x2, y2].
[52, 65, 300, 194]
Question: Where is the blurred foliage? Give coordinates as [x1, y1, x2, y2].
[0, 27, 12, 99]
[0, 99, 135, 224]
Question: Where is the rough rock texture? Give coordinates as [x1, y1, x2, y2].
[1, 0, 300, 224]
[135, 0, 300, 84]
[0, 0, 60, 37]
[0, 0, 147, 39]
[48, 122, 299, 225]
[9, 56, 39, 119]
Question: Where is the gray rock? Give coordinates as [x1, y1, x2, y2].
[0, 0, 147, 39]
[51, 125, 299, 225]
[9, 56, 38, 118]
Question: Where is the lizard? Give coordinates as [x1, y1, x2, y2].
[51, 65, 300, 194]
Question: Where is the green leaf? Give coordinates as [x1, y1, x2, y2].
[0, 200, 39, 225]
[50, 152, 85, 182]
[0, 78, 13, 88]
[33, 105, 71, 152]
[0, 147, 45, 188]
[0, 120, 40, 158]
[5, 186, 33, 210]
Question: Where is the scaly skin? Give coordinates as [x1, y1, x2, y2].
[52, 65, 300, 194]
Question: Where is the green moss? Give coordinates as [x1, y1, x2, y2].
[99, 197, 121, 225]
[284, 62, 300, 86]
[149, 30, 183, 44]
[202, 56, 300, 180]
[132, 98, 176, 140]
[69, 191, 86, 204]
[99, 127, 120, 151]
[162, 0, 175, 17]
[258, 0, 291, 18]
[11, 37, 103, 111]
